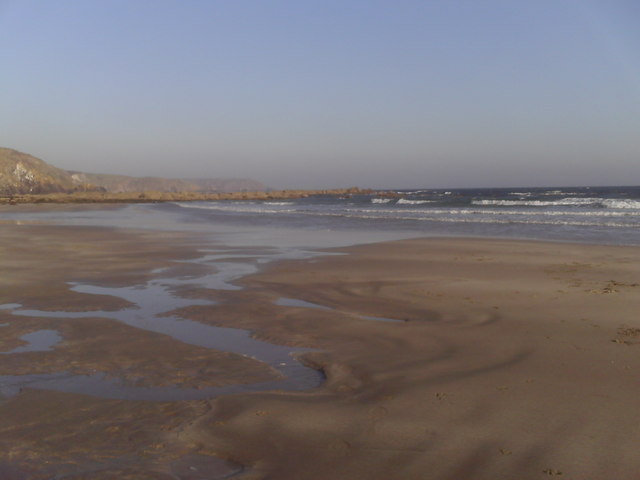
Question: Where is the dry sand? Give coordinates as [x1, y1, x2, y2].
[1, 222, 639, 479]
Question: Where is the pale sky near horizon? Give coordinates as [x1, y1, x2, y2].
[1, 0, 638, 189]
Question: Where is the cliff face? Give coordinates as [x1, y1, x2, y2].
[0, 147, 266, 195]
[0, 148, 95, 194]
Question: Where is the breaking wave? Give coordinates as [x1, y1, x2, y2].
[168, 186, 640, 244]
[396, 198, 433, 205]
[472, 198, 640, 209]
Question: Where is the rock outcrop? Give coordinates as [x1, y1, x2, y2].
[0, 148, 94, 194]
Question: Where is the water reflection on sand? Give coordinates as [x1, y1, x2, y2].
[0, 247, 325, 401]
[0, 329, 62, 355]
[0, 204, 411, 401]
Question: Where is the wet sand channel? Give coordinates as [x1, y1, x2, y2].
[0, 222, 330, 478]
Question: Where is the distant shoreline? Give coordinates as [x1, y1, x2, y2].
[0, 187, 371, 205]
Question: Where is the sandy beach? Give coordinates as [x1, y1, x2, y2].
[5, 1, 640, 477]
[1, 218, 639, 479]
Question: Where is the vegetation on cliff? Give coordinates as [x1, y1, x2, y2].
[67, 172, 266, 194]
[0, 187, 370, 205]
[0, 148, 95, 194]
[1, 147, 370, 205]
[0, 147, 267, 197]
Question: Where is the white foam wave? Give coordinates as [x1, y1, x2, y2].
[471, 197, 638, 208]
[395, 190, 431, 195]
[336, 212, 638, 228]
[173, 201, 640, 229]
[345, 207, 640, 218]
[602, 199, 640, 209]
[174, 202, 297, 214]
[264, 202, 294, 206]
[371, 198, 393, 204]
[397, 198, 433, 205]
[539, 190, 585, 196]
[175, 202, 258, 209]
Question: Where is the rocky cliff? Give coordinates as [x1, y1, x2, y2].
[0, 148, 92, 194]
[0, 147, 266, 195]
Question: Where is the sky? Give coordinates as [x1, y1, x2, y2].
[1, 0, 638, 189]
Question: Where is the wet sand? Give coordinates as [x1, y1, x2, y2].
[1, 221, 640, 479]
[0, 224, 270, 478]
[176, 238, 640, 480]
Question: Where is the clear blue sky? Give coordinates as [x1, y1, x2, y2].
[1, 0, 638, 189]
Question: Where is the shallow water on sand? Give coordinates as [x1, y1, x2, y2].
[275, 297, 333, 310]
[0, 330, 62, 355]
[0, 205, 413, 401]
[0, 248, 326, 401]
[275, 297, 403, 322]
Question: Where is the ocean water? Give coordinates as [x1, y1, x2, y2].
[2, 186, 639, 246]
[162, 185, 640, 246]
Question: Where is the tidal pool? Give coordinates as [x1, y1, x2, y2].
[0, 330, 62, 355]
[0, 248, 325, 401]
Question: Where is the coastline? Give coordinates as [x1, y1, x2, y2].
[0, 213, 639, 478]
[0, 187, 368, 205]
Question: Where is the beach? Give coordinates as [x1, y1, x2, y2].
[1, 206, 639, 479]
[5, 0, 640, 476]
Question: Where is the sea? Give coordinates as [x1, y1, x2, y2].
[160, 185, 640, 246]
[2, 185, 640, 246]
